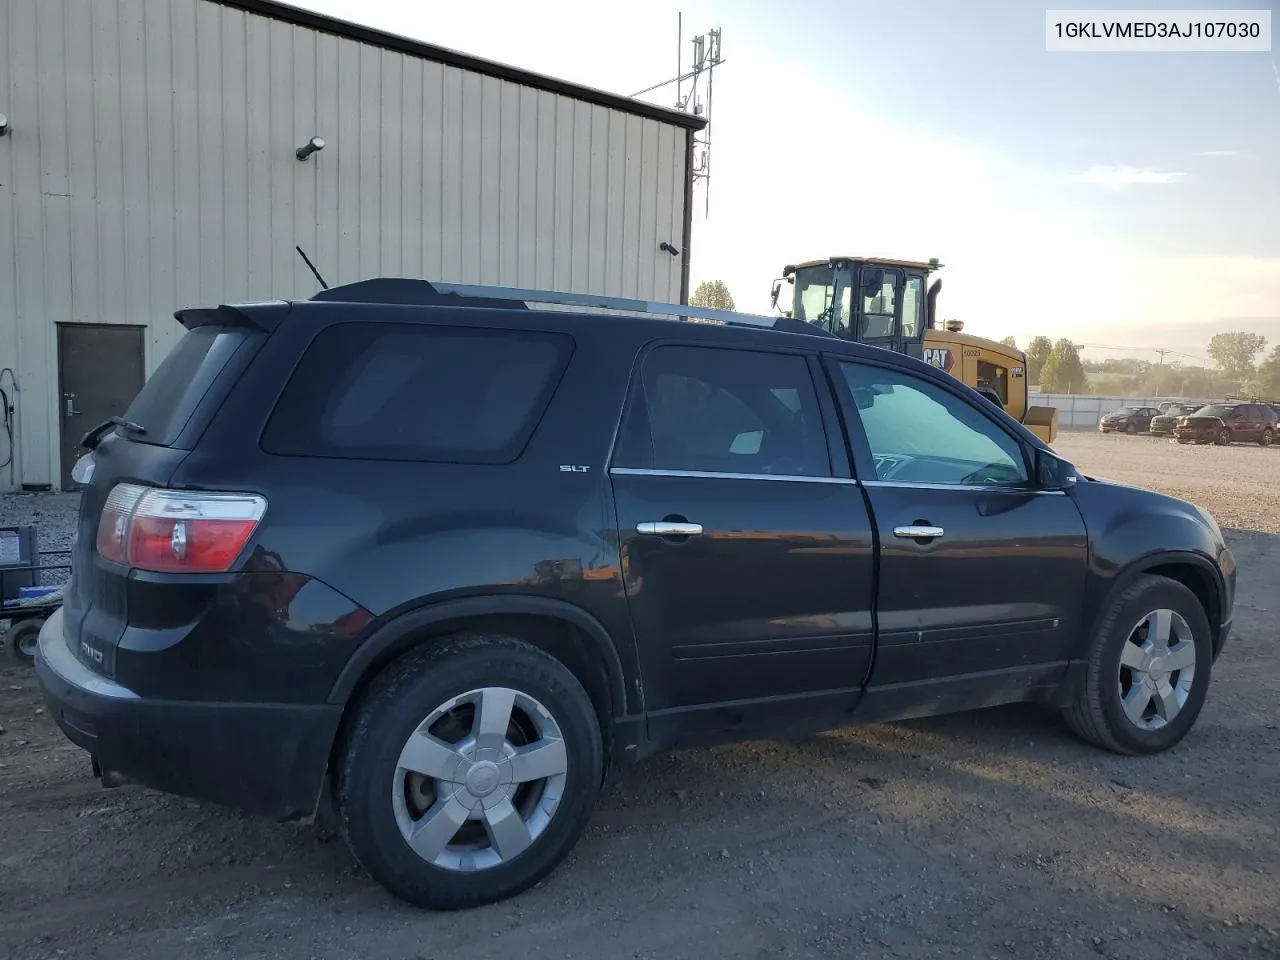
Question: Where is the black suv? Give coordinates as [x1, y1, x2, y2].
[1149, 403, 1199, 437]
[35, 280, 1237, 911]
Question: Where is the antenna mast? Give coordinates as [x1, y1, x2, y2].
[631, 15, 725, 218]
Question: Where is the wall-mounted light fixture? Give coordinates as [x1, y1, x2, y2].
[0, 114, 10, 137]
[659, 241, 681, 257]
[295, 136, 325, 161]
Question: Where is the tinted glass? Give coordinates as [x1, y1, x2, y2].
[840, 361, 1028, 486]
[123, 325, 255, 447]
[614, 345, 830, 477]
[261, 322, 572, 463]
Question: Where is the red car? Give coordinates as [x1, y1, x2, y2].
[1172, 402, 1277, 446]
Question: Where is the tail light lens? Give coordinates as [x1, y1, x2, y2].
[95, 483, 267, 573]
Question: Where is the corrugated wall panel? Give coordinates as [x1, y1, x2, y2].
[0, 0, 690, 489]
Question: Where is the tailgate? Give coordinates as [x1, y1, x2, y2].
[63, 322, 266, 678]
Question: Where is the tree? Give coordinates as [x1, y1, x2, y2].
[690, 280, 736, 311]
[1025, 336, 1053, 385]
[1039, 338, 1086, 393]
[1247, 345, 1280, 398]
[1207, 331, 1267, 381]
[1000, 336, 1017, 350]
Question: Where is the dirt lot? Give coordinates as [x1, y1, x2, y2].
[2, 430, 1277, 960]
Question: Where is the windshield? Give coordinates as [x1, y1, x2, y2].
[1193, 405, 1235, 418]
[791, 266, 849, 336]
[1114, 406, 1141, 415]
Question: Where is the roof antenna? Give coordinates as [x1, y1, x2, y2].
[295, 245, 328, 290]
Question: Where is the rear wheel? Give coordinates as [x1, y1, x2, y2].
[336, 633, 603, 910]
[1215, 427, 1232, 446]
[1125, 422, 1137, 435]
[7, 620, 42, 664]
[1062, 575, 1211, 755]
[1260, 428, 1273, 447]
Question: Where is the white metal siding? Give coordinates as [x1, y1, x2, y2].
[0, 0, 690, 489]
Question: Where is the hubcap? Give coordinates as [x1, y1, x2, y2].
[1117, 608, 1196, 730]
[392, 687, 568, 872]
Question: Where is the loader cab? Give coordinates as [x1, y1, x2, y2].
[770, 257, 942, 361]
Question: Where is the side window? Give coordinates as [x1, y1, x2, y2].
[975, 359, 1010, 406]
[901, 277, 923, 339]
[614, 345, 831, 478]
[261, 322, 573, 463]
[860, 269, 899, 339]
[839, 361, 1028, 486]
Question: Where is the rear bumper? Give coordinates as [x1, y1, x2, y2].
[34, 608, 342, 820]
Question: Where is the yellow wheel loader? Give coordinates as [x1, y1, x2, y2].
[771, 257, 1058, 443]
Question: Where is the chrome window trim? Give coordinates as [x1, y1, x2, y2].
[609, 467, 857, 485]
[860, 479, 1066, 495]
[607, 468, 1067, 494]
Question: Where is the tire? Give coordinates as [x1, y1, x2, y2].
[1215, 428, 1232, 446]
[1260, 428, 1274, 447]
[1125, 422, 1137, 435]
[335, 633, 603, 910]
[8, 619, 42, 664]
[1062, 574, 1212, 756]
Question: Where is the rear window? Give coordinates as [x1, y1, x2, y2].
[261, 322, 573, 463]
[122, 325, 255, 446]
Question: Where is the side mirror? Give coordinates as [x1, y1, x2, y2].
[1035, 447, 1077, 491]
[770, 280, 782, 310]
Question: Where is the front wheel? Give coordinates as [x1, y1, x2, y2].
[335, 633, 603, 910]
[1260, 428, 1274, 447]
[1061, 575, 1212, 755]
[1125, 422, 1137, 435]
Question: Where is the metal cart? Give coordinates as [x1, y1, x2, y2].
[1, 526, 70, 664]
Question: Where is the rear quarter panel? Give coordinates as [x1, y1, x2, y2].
[166, 305, 645, 710]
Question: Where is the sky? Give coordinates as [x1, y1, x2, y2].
[289, 0, 1279, 364]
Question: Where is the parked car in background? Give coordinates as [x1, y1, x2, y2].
[1099, 405, 1159, 434]
[1173, 403, 1277, 446]
[1149, 403, 1200, 437]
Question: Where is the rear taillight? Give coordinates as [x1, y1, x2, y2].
[94, 483, 267, 573]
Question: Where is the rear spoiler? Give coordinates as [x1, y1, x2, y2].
[174, 302, 289, 332]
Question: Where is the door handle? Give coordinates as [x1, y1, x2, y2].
[894, 525, 945, 539]
[64, 393, 81, 416]
[637, 521, 703, 537]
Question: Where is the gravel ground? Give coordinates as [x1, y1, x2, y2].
[1, 429, 1277, 960]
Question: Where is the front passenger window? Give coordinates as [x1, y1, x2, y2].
[839, 362, 1028, 486]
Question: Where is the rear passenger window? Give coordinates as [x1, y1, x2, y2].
[614, 345, 831, 477]
[261, 322, 572, 463]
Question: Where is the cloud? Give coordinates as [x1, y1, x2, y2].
[1063, 165, 1187, 189]
[1195, 150, 1240, 157]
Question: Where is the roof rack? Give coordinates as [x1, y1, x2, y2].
[1226, 394, 1280, 405]
[310, 277, 835, 337]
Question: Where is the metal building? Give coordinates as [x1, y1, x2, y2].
[0, 0, 705, 491]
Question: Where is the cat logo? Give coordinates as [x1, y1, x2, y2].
[922, 347, 955, 373]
